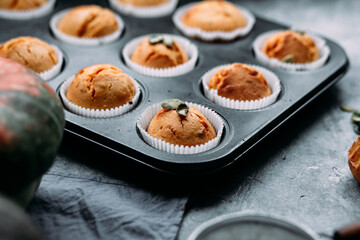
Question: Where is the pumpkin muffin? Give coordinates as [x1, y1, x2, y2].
[348, 136, 360, 183]
[147, 101, 216, 147]
[0, 36, 58, 73]
[131, 35, 189, 69]
[0, 0, 47, 10]
[181, 0, 247, 32]
[209, 63, 271, 101]
[262, 30, 320, 64]
[66, 64, 135, 110]
[117, 0, 168, 7]
[58, 5, 118, 38]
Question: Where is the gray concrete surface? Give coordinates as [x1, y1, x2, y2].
[177, 0, 360, 239]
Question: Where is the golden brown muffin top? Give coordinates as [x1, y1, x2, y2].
[131, 36, 189, 69]
[0, 36, 57, 73]
[262, 30, 320, 63]
[58, 5, 118, 38]
[118, 0, 168, 7]
[209, 63, 271, 101]
[0, 0, 47, 10]
[147, 105, 216, 147]
[181, 0, 247, 32]
[66, 64, 135, 110]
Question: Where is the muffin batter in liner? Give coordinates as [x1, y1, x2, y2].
[0, 0, 55, 20]
[60, 74, 141, 118]
[50, 8, 124, 46]
[253, 30, 330, 71]
[123, 34, 198, 77]
[172, 2, 255, 41]
[202, 64, 281, 110]
[137, 102, 224, 154]
[109, 0, 178, 18]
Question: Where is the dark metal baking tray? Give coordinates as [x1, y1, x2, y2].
[0, 0, 349, 175]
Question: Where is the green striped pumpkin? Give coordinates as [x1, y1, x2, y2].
[0, 57, 64, 205]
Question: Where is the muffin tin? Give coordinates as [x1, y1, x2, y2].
[0, 0, 349, 175]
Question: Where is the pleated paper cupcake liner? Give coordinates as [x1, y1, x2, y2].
[122, 34, 198, 77]
[39, 45, 63, 81]
[109, 0, 178, 18]
[137, 102, 224, 154]
[50, 9, 124, 46]
[60, 75, 141, 118]
[253, 30, 331, 71]
[172, 3, 255, 41]
[0, 0, 55, 20]
[202, 64, 281, 110]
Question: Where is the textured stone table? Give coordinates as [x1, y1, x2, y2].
[177, 0, 360, 239]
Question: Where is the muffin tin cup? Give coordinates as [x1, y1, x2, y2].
[122, 34, 198, 77]
[60, 75, 141, 118]
[137, 102, 224, 154]
[109, 0, 178, 18]
[253, 29, 331, 71]
[0, 0, 56, 20]
[172, 2, 255, 41]
[39, 45, 63, 81]
[202, 64, 282, 110]
[49, 9, 124, 46]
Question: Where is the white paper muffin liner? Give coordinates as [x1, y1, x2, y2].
[253, 30, 331, 71]
[60, 74, 141, 118]
[50, 8, 124, 46]
[109, 0, 178, 18]
[39, 45, 63, 81]
[137, 102, 224, 154]
[172, 2, 255, 41]
[0, 0, 55, 20]
[123, 34, 198, 77]
[202, 64, 281, 110]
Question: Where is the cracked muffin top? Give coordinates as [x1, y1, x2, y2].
[57, 5, 118, 38]
[0, 36, 58, 73]
[66, 64, 135, 110]
[117, 0, 168, 7]
[130, 35, 189, 69]
[0, 0, 47, 10]
[262, 30, 320, 64]
[209, 63, 271, 101]
[181, 0, 247, 32]
[147, 101, 216, 147]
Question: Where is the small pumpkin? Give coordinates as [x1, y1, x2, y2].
[0, 194, 42, 240]
[0, 57, 65, 202]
